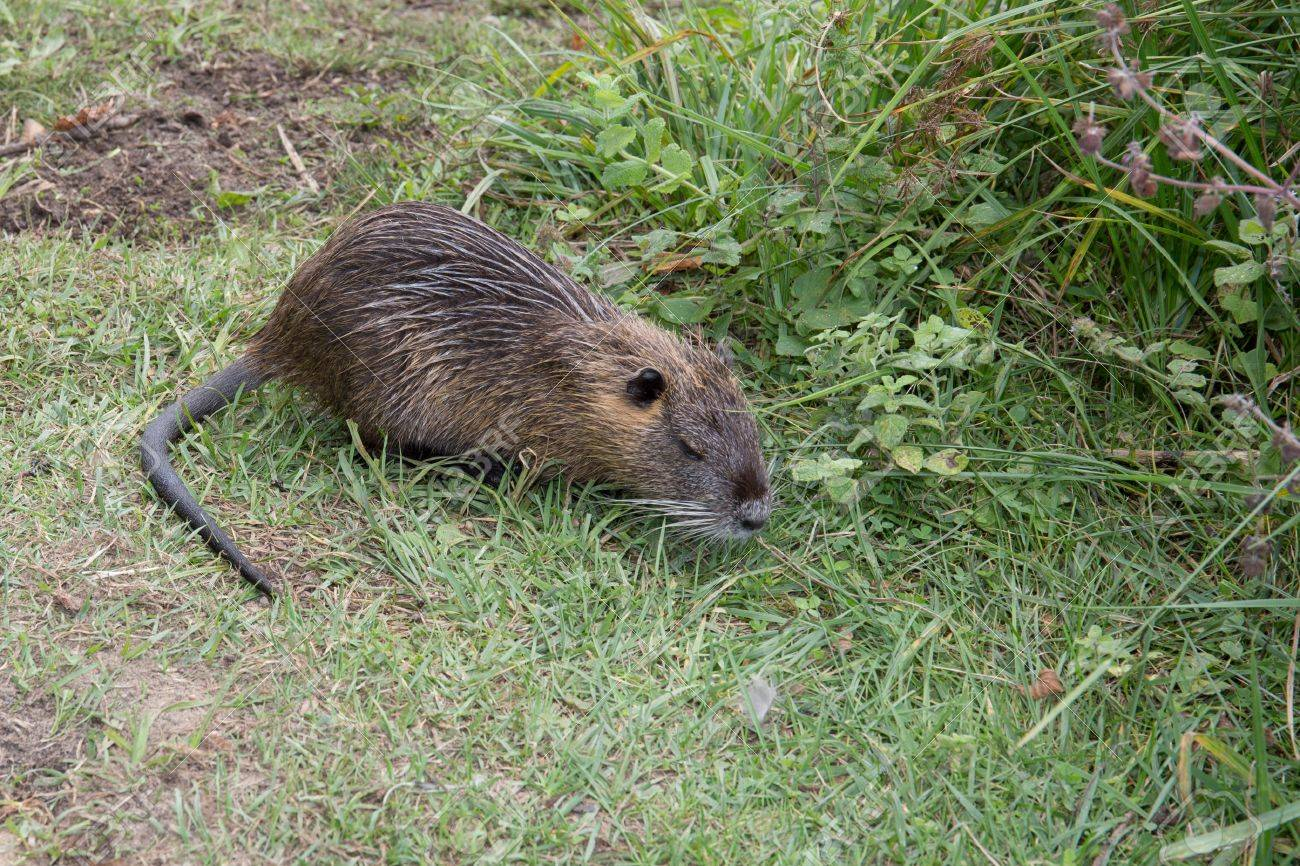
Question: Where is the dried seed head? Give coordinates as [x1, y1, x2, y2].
[1121, 143, 1157, 196]
[1072, 117, 1107, 156]
[1070, 316, 1102, 339]
[1244, 491, 1271, 514]
[1097, 4, 1130, 36]
[1108, 65, 1153, 100]
[1255, 193, 1277, 233]
[1259, 71, 1275, 102]
[1193, 191, 1222, 216]
[1219, 394, 1253, 417]
[1194, 177, 1225, 217]
[1132, 171, 1158, 197]
[1159, 120, 1202, 161]
[1239, 535, 1272, 578]
[1122, 142, 1150, 171]
[1273, 427, 1300, 465]
[1108, 68, 1141, 100]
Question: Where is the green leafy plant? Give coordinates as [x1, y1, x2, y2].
[787, 310, 994, 504]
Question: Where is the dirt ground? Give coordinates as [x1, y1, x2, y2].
[0, 684, 71, 786]
[0, 52, 427, 238]
[2, 653, 263, 865]
[0, 519, 272, 864]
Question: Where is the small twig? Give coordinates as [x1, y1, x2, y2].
[1092, 151, 1280, 197]
[1104, 448, 1256, 465]
[0, 133, 48, 159]
[1284, 156, 1300, 188]
[963, 825, 1004, 866]
[276, 123, 319, 194]
[0, 109, 138, 160]
[1269, 364, 1300, 394]
[1289, 608, 1300, 760]
[1091, 814, 1133, 866]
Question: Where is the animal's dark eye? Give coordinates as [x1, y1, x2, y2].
[678, 438, 705, 461]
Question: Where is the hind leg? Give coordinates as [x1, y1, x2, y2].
[461, 451, 509, 486]
[358, 431, 508, 485]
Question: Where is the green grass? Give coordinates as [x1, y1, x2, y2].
[3, 0, 1299, 863]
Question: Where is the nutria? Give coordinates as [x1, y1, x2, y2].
[141, 201, 772, 594]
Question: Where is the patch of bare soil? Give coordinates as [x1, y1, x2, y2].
[0, 53, 423, 238]
[101, 660, 234, 746]
[5, 527, 132, 629]
[0, 683, 77, 790]
[2, 656, 265, 865]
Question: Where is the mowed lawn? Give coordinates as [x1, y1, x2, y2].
[3, 0, 1299, 863]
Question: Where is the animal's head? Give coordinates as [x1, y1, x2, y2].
[578, 323, 772, 540]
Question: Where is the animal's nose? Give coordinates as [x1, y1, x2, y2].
[738, 497, 771, 532]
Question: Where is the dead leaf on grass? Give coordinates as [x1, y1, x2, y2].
[205, 733, 234, 752]
[52, 98, 118, 133]
[1022, 668, 1064, 700]
[651, 253, 704, 274]
[51, 589, 82, 614]
[742, 675, 778, 728]
[19, 119, 46, 144]
[211, 109, 239, 129]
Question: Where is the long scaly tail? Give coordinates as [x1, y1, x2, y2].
[140, 356, 277, 594]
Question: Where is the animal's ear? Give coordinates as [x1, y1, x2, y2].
[626, 368, 666, 406]
[714, 340, 735, 368]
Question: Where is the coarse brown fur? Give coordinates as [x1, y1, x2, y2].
[142, 201, 772, 593]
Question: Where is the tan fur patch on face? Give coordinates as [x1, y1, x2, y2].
[590, 391, 663, 435]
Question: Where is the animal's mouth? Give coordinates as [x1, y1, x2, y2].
[674, 518, 763, 543]
[620, 498, 769, 541]
[681, 513, 770, 543]
[731, 497, 772, 538]
[724, 523, 761, 542]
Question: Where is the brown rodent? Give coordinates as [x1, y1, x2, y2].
[141, 202, 773, 594]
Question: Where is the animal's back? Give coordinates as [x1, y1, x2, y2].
[248, 202, 621, 453]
